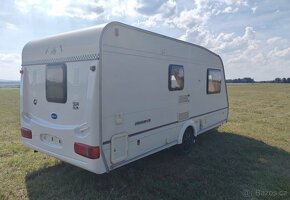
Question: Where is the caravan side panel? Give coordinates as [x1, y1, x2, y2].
[100, 22, 228, 170]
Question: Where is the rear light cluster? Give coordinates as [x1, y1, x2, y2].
[74, 143, 100, 159]
[21, 127, 32, 139]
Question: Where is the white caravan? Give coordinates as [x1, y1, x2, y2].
[21, 22, 229, 174]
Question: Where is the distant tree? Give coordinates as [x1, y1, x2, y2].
[275, 78, 281, 83]
[226, 77, 255, 83]
[282, 78, 287, 83]
[287, 78, 290, 83]
[244, 77, 255, 83]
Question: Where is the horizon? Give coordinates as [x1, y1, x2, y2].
[2, 77, 290, 82]
[0, 0, 290, 81]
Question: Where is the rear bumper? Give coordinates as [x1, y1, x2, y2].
[23, 140, 85, 167]
[21, 116, 107, 174]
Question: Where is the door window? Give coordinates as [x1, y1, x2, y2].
[169, 64, 184, 91]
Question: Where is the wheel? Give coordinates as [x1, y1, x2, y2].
[177, 128, 195, 154]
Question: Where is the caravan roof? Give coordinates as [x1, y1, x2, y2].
[22, 22, 222, 67]
[22, 24, 106, 66]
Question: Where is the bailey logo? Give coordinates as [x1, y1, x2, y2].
[51, 113, 58, 119]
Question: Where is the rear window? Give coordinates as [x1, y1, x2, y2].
[46, 64, 67, 103]
[207, 68, 222, 94]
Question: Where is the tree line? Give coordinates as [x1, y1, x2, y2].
[272, 78, 290, 83]
[226, 77, 290, 83]
[226, 77, 255, 83]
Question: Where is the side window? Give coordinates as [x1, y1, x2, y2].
[207, 68, 222, 94]
[46, 63, 67, 103]
[168, 64, 184, 91]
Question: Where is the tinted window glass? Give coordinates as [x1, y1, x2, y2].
[207, 68, 222, 94]
[46, 64, 67, 103]
[169, 65, 184, 91]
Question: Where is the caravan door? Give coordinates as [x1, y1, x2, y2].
[168, 64, 190, 122]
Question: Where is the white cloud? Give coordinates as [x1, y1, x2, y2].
[222, 6, 239, 14]
[266, 37, 289, 48]
[251, 6, 257, 14]
[5, 22, 18, 30]
[171, 9, 210, 28]
[13, 0, 247, 27]
[48, 1, 103, 20]
[136, 0, 164, 15]
[1, 0, 289, 81]
[0, 21, 18, 31]
[102, 0, 139, 18]
[269, 47, 290, 58]
[222, 0, 248, 6]
[137, 0, 177, 28]
[179, 26, 257, 53]
[138, 15, 160, 27]
[146, 0, 249, 29]
[14, 0, 42, 14]
[179, 24, 290, 80]
[267, 37, 281, 44]
[211, 0, 249, 15]
[159, 0, 177, 17]
[15, 0, 139, 20]
[195, 0, 210, 9]
[0, 53, 21, 80]
[0, 53, 20, 63]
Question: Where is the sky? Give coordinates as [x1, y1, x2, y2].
[0, 0, 289, 81]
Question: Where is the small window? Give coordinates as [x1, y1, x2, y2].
[169, 65, 184, 91]
[46, 63, 67, 103]
[207, 68, 222, 94]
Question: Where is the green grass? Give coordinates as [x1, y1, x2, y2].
[0, 84, 290, 200]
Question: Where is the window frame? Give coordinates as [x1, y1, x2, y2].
[207, 68, 222, 94]
[168, 64, 184, 91]
[46, 63, 67, 103]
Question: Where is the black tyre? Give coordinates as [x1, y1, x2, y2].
[177, 128, 195, 154]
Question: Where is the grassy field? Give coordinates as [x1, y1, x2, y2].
[0, 84, 290, 200]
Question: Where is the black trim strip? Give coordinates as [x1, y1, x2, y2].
[190, 107, 228, 120]
[129, 121, 178, 138]
[102, 106, 228, 145]
[102, 121, 177, 145]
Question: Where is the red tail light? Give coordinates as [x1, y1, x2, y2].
[74, 143, 100, 159]
[21, 127, 32, 139]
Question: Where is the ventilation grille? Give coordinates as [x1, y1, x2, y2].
[179, 95, 190, 103]
[178, 112, 189, 121]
